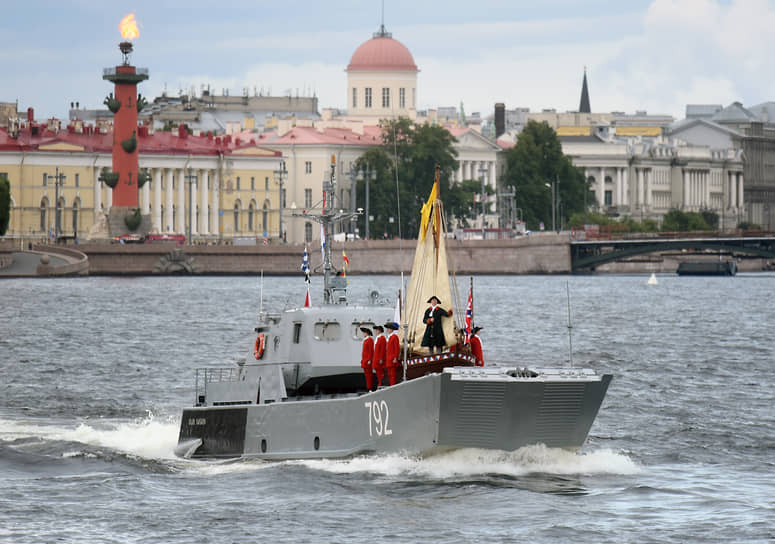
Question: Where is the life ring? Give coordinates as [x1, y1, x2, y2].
[254, 333, 265, 359]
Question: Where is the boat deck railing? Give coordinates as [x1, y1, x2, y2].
[194, 367, 241, 401]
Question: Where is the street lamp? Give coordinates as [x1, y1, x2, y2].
[273, 160, 287, 242]
[478, 164, 489, 240]
[46, 168, 66, 241]
[185, 169, 198, 244]
[544, 176, 558, 232]
[352, 164, 376, 240]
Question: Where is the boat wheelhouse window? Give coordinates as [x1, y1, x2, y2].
[314, 321, 341, 341]
[351, 322, 376, 340]
[293, 323, 302, 344]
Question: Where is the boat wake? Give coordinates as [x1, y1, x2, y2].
[297, 445, 642, 479]
[0, 413, 180, 464]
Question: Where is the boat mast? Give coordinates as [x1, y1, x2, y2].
[294, 154, 362, 305]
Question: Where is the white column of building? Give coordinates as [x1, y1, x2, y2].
[152, 168, 162, 232]
[727, 172, 733, 208]
[737, 173, 744, 211]
[142, 176, 151, 215]
[645, 169, 651, 208]
[598, 167, 605, 207]
[682, 170, 689, 209]
[200, 169, 209, 235]
[623, 168, 629, 206]
[165, 169, 174, 233]
[615, 168, 622, 206]
[176, 168, 186, 234]
[211, 169, 220, 237]
[489, 161, 496, 188]
[704, 170, 710, 208]
[93, 169, 102, 215]
[636, 169, 643, 207]
[456, 162, 463, 183]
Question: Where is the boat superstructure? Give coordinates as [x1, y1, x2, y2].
[175, 159, 612, 460]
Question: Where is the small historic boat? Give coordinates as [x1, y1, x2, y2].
[175, 160, 612, 460]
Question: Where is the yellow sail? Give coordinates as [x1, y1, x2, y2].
[404, 166, 457, 353]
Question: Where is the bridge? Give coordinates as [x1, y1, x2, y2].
[570, 235, 775, 272]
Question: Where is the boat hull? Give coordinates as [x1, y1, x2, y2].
[176, 367, 612, 460]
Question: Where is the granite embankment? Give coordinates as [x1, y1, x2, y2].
[78, 234, 570, 275]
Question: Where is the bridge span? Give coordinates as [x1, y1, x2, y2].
[570, 235, 775, 272]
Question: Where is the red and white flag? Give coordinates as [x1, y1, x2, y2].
[304, 285, 311, 307]
[463, 286, 473, 345]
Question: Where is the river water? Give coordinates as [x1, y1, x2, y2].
[1, 273, 773, 543]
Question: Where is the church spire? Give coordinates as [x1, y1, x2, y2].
[579, 67, 591, 113]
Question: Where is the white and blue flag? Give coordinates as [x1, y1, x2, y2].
[301, 247, 310, 282]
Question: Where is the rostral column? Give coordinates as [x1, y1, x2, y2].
[102, 14, 149, 209]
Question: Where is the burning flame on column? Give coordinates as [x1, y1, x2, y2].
[119, 13, 140, 40]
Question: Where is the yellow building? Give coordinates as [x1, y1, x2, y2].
[0, 121, 283, 242]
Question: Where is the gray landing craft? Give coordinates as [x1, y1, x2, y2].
[175, 161, 612, 460]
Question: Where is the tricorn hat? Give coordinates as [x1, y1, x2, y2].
[360, 327, 373, 335]
[384, 322, 399, 330]
[373, 325, 384, 332]
[472, 326, 483, 333]
[426, 295, 441, 304]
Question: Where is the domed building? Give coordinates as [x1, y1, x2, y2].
[346, 26, 418, 120]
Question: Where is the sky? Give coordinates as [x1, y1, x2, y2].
[2, 0, 773, 122]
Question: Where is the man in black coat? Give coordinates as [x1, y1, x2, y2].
[421, 295, 452, 354]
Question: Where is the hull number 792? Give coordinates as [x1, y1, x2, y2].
[365, 400, 393, 437]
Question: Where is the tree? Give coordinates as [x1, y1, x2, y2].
[446, 179, 495, 228]
[355, 118, 458, 238]
[0, 175, 10, 236]
[502, 121, 587, 231]
[661, 209, 712, 232]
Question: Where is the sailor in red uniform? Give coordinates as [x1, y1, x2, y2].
[470, 326, 484, 366]
[360, 327, 375, 391]
[384, 322, 401, 386]
[371, 325, 386, 388]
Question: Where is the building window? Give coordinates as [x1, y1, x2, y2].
[305, 161, 312, 174]
[248, 201, 255, 231]
[265, 176, 269, 191]
[365, 88, 372, 108]
[251, 177, 255, 191]
[399, 88, 406, 108]
[352, 88, 357, 108]
[293, 322, 302, 344]
[43, 173, 47, 187]
[75, 173, 80, 188]
[605, 176, 613, 184]
[304, 188, 312, 208]
[234, 203, 240, 233]
[236, 176, 241, 191]
[304, 222, 312, 243]
[40, 198, 48, 232]
[262, 201, 269, 234]
[382, 88, 390, 108]
[605, 191, 613, 206]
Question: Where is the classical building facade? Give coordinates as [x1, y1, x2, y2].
[561, 134, 744, 230]
[0, 122, 283, 241]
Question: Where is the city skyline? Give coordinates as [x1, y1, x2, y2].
[3, 0, 773, 122]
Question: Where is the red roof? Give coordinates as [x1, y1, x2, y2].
[347, 36, 418, 72]
[260, 126, 383, 146]
[0, 125, 281, 157]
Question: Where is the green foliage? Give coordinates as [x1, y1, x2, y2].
[502, 121, 587, 230]
[0, 174, 10, 236]
[446, 179, 494, 228]
[661, 209, 712, 231]
[737, 221, 761, 230]
[354, 118, 458, 239]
